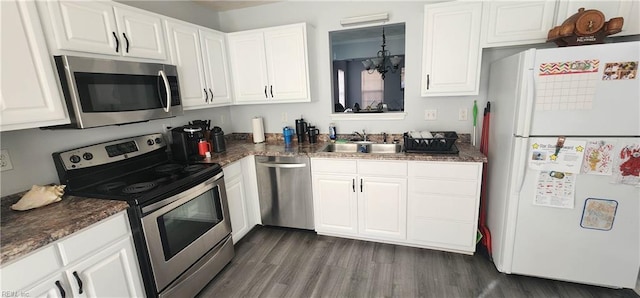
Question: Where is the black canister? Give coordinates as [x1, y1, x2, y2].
[295, 117, 307, 143]
[212, 126, 226, 153]
[307, 125, 319, 144]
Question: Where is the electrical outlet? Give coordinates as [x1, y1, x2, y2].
[459, 108, 468, 121]
[1, 149, 14, 171]
[281, 112, 288, 122]
[424, 109, 437, 121]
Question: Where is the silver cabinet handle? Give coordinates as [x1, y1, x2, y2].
[257, 162, 307, 169]
[158, 70, 171, 112]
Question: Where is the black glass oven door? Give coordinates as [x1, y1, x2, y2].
[156, 185, 223, 260]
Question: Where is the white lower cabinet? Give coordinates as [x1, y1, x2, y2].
[407, 161, 483, 254]
[311, 159, 407, 242]
[223, 156, 260, 243]
[311, 158, 483, 255]
[0, 212, 144, 298]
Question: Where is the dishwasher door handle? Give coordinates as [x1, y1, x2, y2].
[257, 162, 307, 169]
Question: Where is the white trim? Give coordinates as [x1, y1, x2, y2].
[340, 13, 389, 26]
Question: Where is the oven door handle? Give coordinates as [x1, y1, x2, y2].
[158, 70, 171, 113]
[257, 162, 307, 169]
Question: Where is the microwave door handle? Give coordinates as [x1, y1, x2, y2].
[158, 70, 171, 112]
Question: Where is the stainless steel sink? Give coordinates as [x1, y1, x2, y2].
[322, 143, 365, 153]
[367, 143, 403, 153]
[321, 143, 402, 154]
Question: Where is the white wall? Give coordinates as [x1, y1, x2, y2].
[218, 1, 544, 137]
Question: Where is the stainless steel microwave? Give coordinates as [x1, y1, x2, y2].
[53, 55, 183, 129]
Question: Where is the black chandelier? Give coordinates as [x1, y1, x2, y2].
[361, 27, 402, 79]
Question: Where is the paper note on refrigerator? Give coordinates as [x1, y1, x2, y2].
[581, 140, 616, 175]
[536, 60, 599, 111]
[529, 138, 586, 173]
[580, 198, 618, 231]
[612, 143, 640, 186]
[534, 171, 576, 209]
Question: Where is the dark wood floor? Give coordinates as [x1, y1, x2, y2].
[199, 226, 638, 298]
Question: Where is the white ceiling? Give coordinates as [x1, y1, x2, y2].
[193, 0, 279, 12]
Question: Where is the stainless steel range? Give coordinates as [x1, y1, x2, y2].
[52, 134, 233, 298]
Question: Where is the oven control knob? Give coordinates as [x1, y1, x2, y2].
[155, 138, 162, 144]
[83, 152, 93, 160]
[147, 139, 155, 146]
[69, 155, 81, 163]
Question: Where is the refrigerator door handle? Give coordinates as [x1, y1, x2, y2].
[518, 69, 536, 138]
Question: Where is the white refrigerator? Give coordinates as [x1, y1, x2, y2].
[486, 41, 639, 288]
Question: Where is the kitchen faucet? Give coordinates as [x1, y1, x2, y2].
[353, 129, 367, 142]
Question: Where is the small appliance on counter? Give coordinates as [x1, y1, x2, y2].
[171, 126, 204, 161]
[307, 125, 319, 144]
[211, 126, 226, 153]
[295, 117, 307, 143]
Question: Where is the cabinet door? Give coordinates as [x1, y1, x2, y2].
[481, 1, 557, 47]
[23, 272, 69, 298]
[66, 237, 144, 298]
[44, 1, 119, 56]
[312, 174, 358, 236]
[358, 176, 407, 240]
[165, 21, 207, 108]
[113, 6, 167, 60]
[227, 32, 269, 103]
[200, 29, 232, 106]
[555, 0, 640, 37]
[224, 163, 250, 243]
[1, 0, 69, 131]
[421, 2, 482, 96]
[263, 24, 310, 102]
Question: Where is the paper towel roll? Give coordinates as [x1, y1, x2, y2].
[252, 117, 265, 143]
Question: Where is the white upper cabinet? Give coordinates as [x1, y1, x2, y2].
[481, 1, 557, 47]
[1, 0, 69, 131]
[200, 29, 232, 106]
[227, 23, 310, 104]
[165, 20, 232, 110]
[421, 2, 483, 96]
[555, 0, 640, 37]
[40, 1, 167, 60]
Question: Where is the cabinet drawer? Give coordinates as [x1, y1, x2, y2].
[408, 218, 475, 248]
[410, 178, 479, 197]
[311, 158, 357, 174]
[58, 212, 129, 265]
[358, 160, 407, 176]
[408, 194, 477, 222]
[408, 162, 480, 179]
[1, 244, 62, 290]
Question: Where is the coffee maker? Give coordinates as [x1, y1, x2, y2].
[171, 126, 203, 161]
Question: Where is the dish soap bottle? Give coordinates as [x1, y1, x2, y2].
[329, 123, 337, 141]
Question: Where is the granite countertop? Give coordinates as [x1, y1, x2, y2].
[0, 133, 485, 265]
[202, 134, 487, 166]
[0, 192, 128, 265]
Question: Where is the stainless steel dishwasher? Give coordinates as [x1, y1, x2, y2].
[255, 156, 314, 230]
